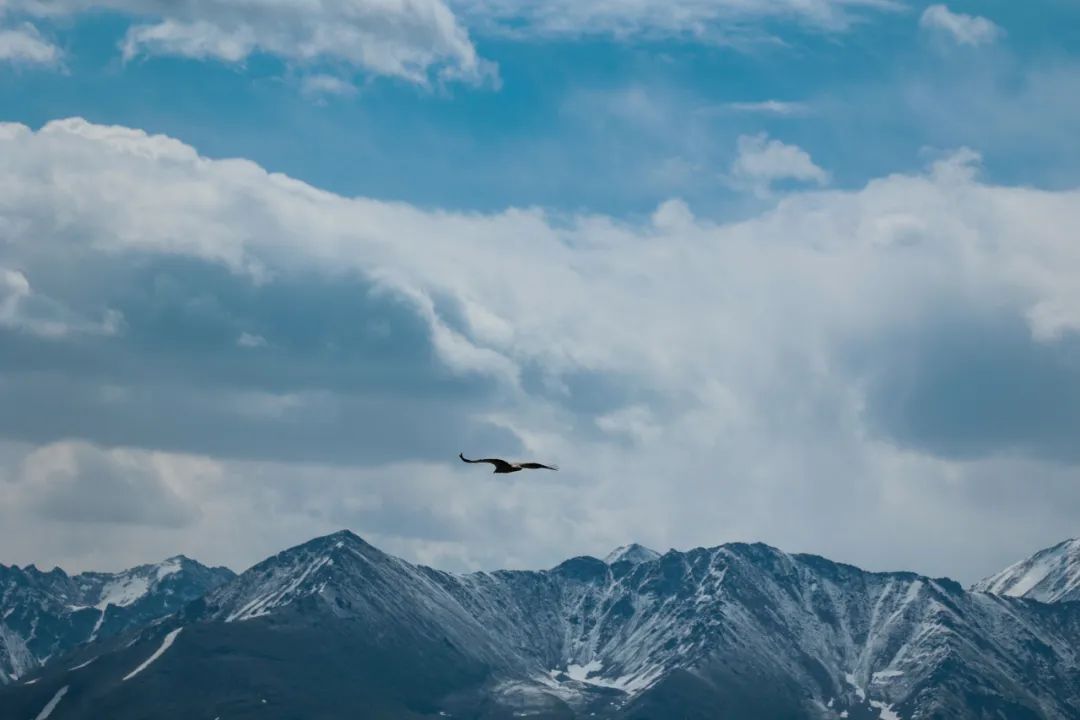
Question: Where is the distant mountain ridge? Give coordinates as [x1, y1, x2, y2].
[972, 538, 1080, 604]
[3, 532, 1080, 719]
[0, 556, 234, 684]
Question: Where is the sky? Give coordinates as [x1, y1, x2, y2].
[1, 0, 1079, 585]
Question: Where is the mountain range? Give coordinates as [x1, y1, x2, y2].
[2, 532, 1079, 719]
[0, 556, 233, 686]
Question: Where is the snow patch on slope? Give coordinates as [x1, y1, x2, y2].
[870, 698, 902, 720]
[604, 544, 661, 565]
[122, 628, 182, 681]
[846, 671, 905, 719]
[565, 659, 603, 682]
[33, 685, 68, 720]
[88, 608, 107, 641]
[155, 557, 183, 581]
[0, 623, 36, 682]
[226, 556, 332, 622]
[95, 575, 151, 610]
[544, 658, 663, 696]
[69, 657, 96, 671]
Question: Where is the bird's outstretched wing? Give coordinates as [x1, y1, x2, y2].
[519, 462, 558, 471]
[459, 453, 515, 472]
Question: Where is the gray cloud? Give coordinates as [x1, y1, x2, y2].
[0, 373, 520, 466]
[0, 251, 516, 465]
[856, 311, 1080, 463]
[0, 267, 119, 338]
[18, 441, 199, 528]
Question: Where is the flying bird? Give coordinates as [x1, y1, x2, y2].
[459, 453, 558, 474]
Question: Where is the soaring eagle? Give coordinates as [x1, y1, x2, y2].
[459, 453, 558, 474]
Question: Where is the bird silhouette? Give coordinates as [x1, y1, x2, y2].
[459, 453, 558, 474]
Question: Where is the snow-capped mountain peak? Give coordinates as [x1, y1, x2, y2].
[973, 538, 1080, 603]
[203, 529, 424, 624]
[603, 543, 661, 565]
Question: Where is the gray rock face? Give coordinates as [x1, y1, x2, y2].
[4, 532, 1080, 719]
[0, 556, 234, 684]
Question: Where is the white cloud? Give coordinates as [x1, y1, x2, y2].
[729, 132, 829, 196]
[236, 332, 267, 348]
[300, 74, 359, 99]
[651, 198, 696, 231]
[920, 5, 1002, 47]
[2, 118, 1080, 581]
[9, 0, 494, 86]
[120, 18, 255, 63]
[0, 22, 60, 65]
[453, 0, 900, 41]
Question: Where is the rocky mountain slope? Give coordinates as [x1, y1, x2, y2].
[973, 538, 1080, 604]
[3, 532, 1080, 719]
[0, 556, 234, 684]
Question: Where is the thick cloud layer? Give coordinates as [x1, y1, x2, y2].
[1, 118, 1079, 581]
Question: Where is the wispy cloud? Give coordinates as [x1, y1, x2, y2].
[453, 0, 900, 42]
[300, 74, 359, 100]
[920, 5, 1002, 47]
[236, 332, 267, 348]
[7, 0, 496, 87]
[721, 100, 811, 116]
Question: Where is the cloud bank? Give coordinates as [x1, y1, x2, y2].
[1, 118, 1079, 582]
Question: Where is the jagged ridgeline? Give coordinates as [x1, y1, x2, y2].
[3, 532, 1080, 719]
[0, 556, 234, 685]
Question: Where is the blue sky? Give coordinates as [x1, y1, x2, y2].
[1, 0, 1079, 582]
